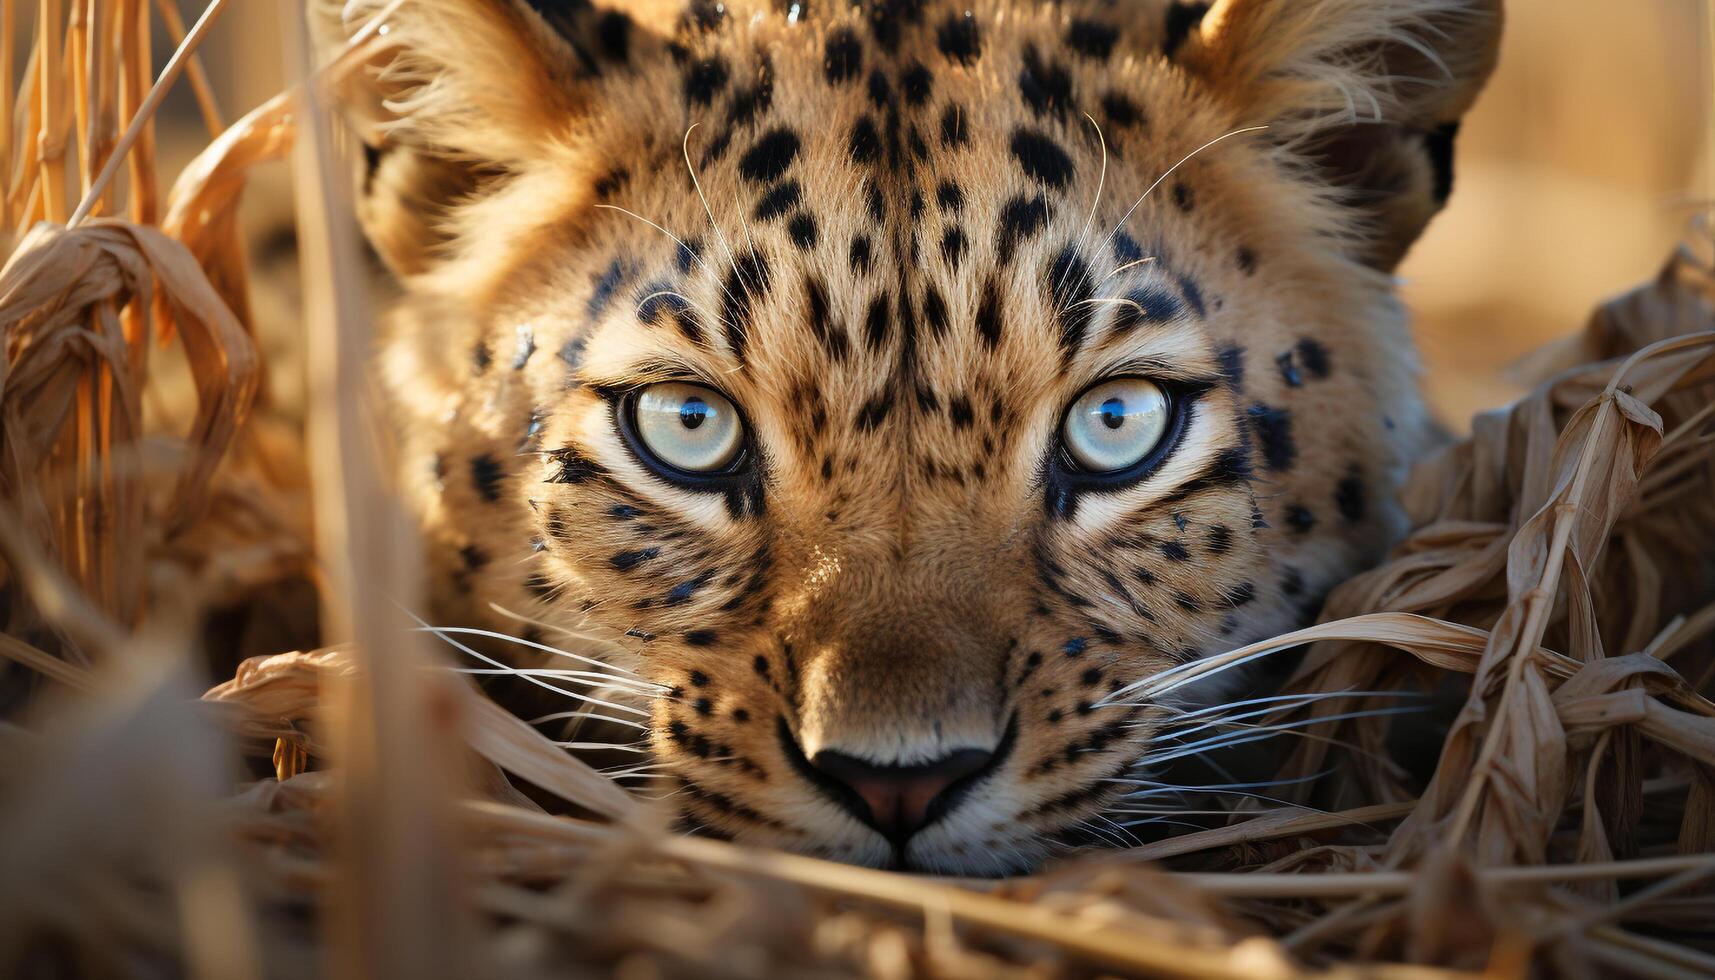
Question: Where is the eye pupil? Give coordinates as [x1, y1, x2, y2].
[680, 397, 709, 430]
[1099, 397, 1126, 430]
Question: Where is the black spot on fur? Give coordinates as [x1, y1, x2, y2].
[1010, 128, 1075, 188]
[1163, 1, 1210, 56]
[1171, 181, 1194, 212]
[1335, 466, 1367, 522]
[1160, 540, 1190, 562]
[720, 249, 771, 361]
[1206, 524, 1232, 554]
[866, 68, 892, 107]
[1217, 344, 1245, 389]
[850, 235, 873, 273]
[940, 103, 969, 147]
[864, 293, 890, 350]
[937, 10, 981, 64]
[1065, 19, 1118, 60]
[685, 630, 718, 647]
[1276, 348, 1304, 387]
[684, 56, 729, 105]
[922, 285, 949, 337]
[610, 547, 659, 571]
[787, 212, 818, 249]
[738, 127, 800, 184]
[856, 389, 894, 430]
[849, 115, 883, 165]
[471, 339, 492, 374]
[1247, 403, 1295, 471]
[1177, 274, 1206, 317]
[996, 192, 1049, 264]
[595, 11, 631, 61]
[976, 276, 1004, 348]
[469, 454, 504, 502]
[1113, 287, 1181, 331]
[1112, 231, 1144, 265]
[593, 167, 628, 200]
[865, 182, 886, 223]
[900, 61, 933, 104]
[753, 179, 801, 221]
[805, 277, 848, 361]
[1018, 45, 1073, 118]
[1296, 338, 1331, 378]
[823, 27, 862, 83]
[1284, 505, 1316, 533]
[936, 180, 964, 212]
[545, 445, 605, 484]
[587, 258, 631, 319]
[948, 395, 974, 429]
[1047, 245, 1096, 353]
[1100, 91, 1144, 129]
[1236, 246, 1258, 275]
[676, 238, 703, 274]
[940, 227, 967, 268]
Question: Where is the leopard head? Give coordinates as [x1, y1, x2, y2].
[321, 0, 1500, 872]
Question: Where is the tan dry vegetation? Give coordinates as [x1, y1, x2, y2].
[0, 2, 1713, 978]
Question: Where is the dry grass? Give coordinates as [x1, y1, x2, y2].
[1, 3, 1712, 978]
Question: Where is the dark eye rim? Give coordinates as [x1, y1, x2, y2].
[613, 382, 756, 489]
[1053, 377, 1208, 489]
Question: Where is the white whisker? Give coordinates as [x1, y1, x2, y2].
[525, 710, 650, 731]
[1096, 125, 1269, 263]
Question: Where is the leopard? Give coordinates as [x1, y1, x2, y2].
[314, 0, 1501, 874]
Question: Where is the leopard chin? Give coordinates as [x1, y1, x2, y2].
[313, 0, 1500, 873]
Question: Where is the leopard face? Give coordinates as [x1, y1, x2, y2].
[325, 0, 1499, 872]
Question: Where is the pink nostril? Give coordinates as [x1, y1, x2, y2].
[810, 747, 995, 843]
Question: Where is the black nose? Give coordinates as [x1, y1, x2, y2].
[809, 746, 996, 844]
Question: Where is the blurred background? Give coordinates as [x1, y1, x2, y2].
[152, 0, 1713, 429]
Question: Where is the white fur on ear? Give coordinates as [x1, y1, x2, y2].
[1182, 0, 1502, 144]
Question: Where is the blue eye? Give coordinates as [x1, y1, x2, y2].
[632, 383, 743, 473]
[1062, 378, 1170, 473]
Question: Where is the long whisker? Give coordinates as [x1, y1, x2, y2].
[1158, 689, 1427, 722]
[553, 741, 652, 753]
[1095, 125, 1269, 262]
[1134, 705, 1428, 767]
[1054, 110, 1109, 307]
[526, 709, 650, 731]
[1102, 256, 1158, 282]
[406, 613, 652, 719]
[591, 201, 744, 333]
[682, 124, 757, 305]
[413, 625, 662, 690]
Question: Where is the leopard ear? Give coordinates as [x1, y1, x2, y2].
[1178, 0, 1502, 271]
[310, 0, 673, 275]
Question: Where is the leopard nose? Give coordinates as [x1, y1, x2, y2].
[809, 747, 995, 843]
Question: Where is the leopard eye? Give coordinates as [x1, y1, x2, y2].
[1061, 378, 1171, 473]
[632, 382, 744, 474]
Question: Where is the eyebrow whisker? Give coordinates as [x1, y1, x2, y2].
[1096, 125, 1269, 263]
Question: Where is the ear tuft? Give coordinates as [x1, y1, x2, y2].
[1184, 0, 1501, 140]
[1181, 0, 1502, 269]
[316, 0, 584, 166]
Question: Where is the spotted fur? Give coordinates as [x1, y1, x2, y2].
[319, 0, 1500, 873]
